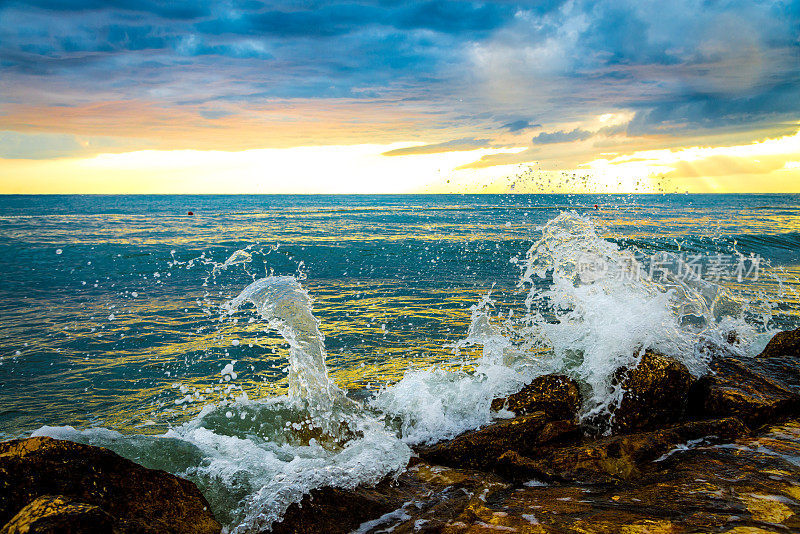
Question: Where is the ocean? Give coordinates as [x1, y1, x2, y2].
[1, 193, 799, 532]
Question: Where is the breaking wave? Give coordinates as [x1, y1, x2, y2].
[32, 210, 790, 531]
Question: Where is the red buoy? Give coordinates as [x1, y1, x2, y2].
[188, 211, 194, 216]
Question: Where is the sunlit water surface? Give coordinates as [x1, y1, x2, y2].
[1, 194, 799, 532]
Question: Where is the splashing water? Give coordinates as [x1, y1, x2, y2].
[371, 291, 532, 445]
[375, 211, 776, 440]
[517, 211, 710, 423]
[223, 276, 356, 435]
[35, 274, 411, 533]
[23, 206, 798, 531]
[213, 250, 253, 275]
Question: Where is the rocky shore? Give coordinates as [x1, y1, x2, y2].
[3, 328, 799, 533]
[0, 435, 221, 534]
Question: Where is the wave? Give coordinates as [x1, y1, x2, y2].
[372, 211, 770, 442]
[31, 210, 792, 532]
[34, 275, 411, 533]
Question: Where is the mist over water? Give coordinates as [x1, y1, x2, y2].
[2, 194, 799, 532]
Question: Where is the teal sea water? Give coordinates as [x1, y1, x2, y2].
[1, 194, 799, 532]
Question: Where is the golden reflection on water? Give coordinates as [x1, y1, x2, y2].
[63, 279, 517, 434]
[6, 203, 799, 247]
[596, 206, 800, 238]
[0, 210, 539, 246]
[14, 246, 800, 436]
[2, 197, 799, 437]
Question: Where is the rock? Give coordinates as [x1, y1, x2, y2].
[490, 374, 582, 420]
[492, 421, 800, 534]
[279, 461, 512, 534]
[609, 351, 694, 433]
[278, 422, 800, 534]
[417, 412, 579, 471]
[687, 355, 800, 429]
[496, 417, 749, 484]
[0, 495, 114, 534]
[758, 327, 800, 359]
[410, 463, 506, 490]
[756, 328, 800, 389]
[268, 486, 400, 534]
[0, 437, 220, 534]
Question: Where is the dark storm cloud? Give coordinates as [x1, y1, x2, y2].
[395, 1, 515, 34]
[580, 0, 800, 133]
[1, 1, 509, 102]
[197, 2, 515, 38]
[469, 0, 800, 138]
[1, 0, 799, 144]
[195, 5, 383, 38]
[626, 78, 800, 135]
[530, 124, 626, 144]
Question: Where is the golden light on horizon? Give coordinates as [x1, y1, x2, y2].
[1, 129, 798, 194]
[0, 144, 527, 194]
[579, 129, 800, 193]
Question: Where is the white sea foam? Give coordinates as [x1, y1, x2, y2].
[34, 401, 410, 533]
[374, 211, 759, 440]
[371, 293, 532, 445]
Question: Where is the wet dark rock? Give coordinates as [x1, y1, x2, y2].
[269, 464, 511, 534]
[312, 420, 800, 534]
[490, 374, 582, 420]
[495, 417, 749, 484]
[756, 327, 800, 389]
[490, 422, 800, 533]
[688, 354, 800, 429]
[609, 351, 694, 433]
[417, 412, 579, 471]
[268, 486, 399, 534]
[0, 437, 220, 534]
[758, 327, 800, 359]
[0, 495, 114, 534]
[270, 418, 800, 533]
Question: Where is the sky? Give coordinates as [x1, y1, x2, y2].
[1, 0, 799, 193]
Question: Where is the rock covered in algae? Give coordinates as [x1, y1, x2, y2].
[610, 350, 694, 433]
[269, 461, 513, 534]
[0, 495, 114, 534]
[271, 420, 800, 534]
[756, 326, 800, 389]
[688, 353, 800, 429]
[487, 422, 800, 534]
[268, 486, 399, 534]
[758, 327, 800, 359]
[490, 374, 582, 420]
[0, 437, 220, 534]
[496, 417, 749, 484]
[417, 411, 579, 471]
